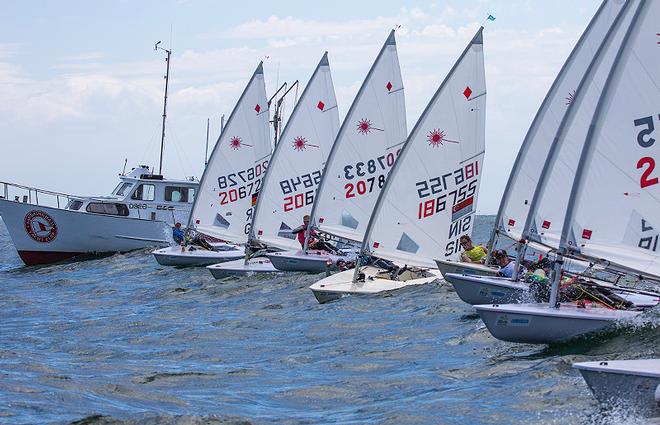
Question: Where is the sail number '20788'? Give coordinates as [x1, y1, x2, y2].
[635, 114, 660, 189]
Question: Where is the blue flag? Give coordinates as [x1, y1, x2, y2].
[487, 14, 496, 21]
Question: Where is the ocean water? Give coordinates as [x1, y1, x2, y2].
[0, 215, 658, 425]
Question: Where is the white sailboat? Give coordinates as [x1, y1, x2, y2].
[208, 52, 341, 277]
[476, 0, 660, 344]
[310, 27, 487, 303]
[268, 30, 407, 273]
[441, 0, 628, 289]
[153, 62, 272, 266]
[573, 359, 660, 414]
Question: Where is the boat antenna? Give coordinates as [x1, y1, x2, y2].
[154, 40, 172, 176]
[273, 80, 299, 145]
[204, 118, 210, 166]
[267, 82, 288, 146]
[121, 158, 127, 176]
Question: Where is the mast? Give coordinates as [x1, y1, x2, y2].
[155, 41, 172, 175]
[204, 118, 210, 166]
[549, 0, 645, 307]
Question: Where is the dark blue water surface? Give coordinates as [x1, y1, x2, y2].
[1, 216, 658, 425]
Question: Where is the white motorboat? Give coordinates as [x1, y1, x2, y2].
[0, 166, 197, 265]
[0, 45, 199, 266]
[213, 52, 342, 276]
[152, 62, 273, 267]
[474, 303, 642, 344]
[152, 242, 244, 266]
[272, 30, 406, 272]
[474, 0, 660, 344]
[310, 27, 487, 301]
[310, 266, 441, 304]
[207, 256, 279, 278]
[573, 359, 660, 414]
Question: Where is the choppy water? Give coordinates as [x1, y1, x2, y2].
[1, 216, 658, 425]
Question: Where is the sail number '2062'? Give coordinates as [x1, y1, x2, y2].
[280, 170, 322, 212]
[634, 114, 660, 188]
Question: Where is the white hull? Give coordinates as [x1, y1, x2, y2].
[447, 273, 660, 307]
[152, 243, 244, 267]
[267, 250, 357, 273]
[0, 199, 170, 265]
[207, 257, 280, 278]
[309, 266, 442, 304]
[444, 273, 529, 305]
[475, 303, 641, 344]
[435, 258, 497, 278]
[573, 359, 660, 414]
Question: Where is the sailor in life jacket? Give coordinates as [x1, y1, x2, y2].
[459, 235, 487, 263]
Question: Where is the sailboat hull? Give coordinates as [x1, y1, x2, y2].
[573, 359, 660, 414]
[267, 250, 356, 273]
[207, 257, 279, 278]
[444, 273, 529, 305]
[0, 199, 170, 266]
[475, 303, 641, 344]
[435, 258, 497, 278]
[152, 244, 244, 267]
[309, 266, 441, 304]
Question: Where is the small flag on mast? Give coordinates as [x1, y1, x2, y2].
[487, 14, 496, 21]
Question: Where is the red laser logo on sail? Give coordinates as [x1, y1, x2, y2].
[229, 136, 252, 150]
[427, 129, 458, 148]
[292, 136, 319, 151]
[356, 118, 383, 135]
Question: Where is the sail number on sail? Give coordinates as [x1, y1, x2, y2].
[217, 161, 269, 205]
[342, 150, 401, 199]
[634, 114, 660, 189]
[280, 170, 322, 212]
[415, 160, 479, 220]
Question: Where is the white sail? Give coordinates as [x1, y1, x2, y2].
[309, 30, 407, 243]
[191, 63, 271, 243]
[494, 0, 626, 243]
[363, 28, 486, 267]
[564, 0, 660, 277]
[528, 0, 636, 249]
[251, 53, 340, 250]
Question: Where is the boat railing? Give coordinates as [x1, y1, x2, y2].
[0, 181, 81, 209]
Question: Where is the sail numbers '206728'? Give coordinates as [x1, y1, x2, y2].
[634, 114, 660, 188]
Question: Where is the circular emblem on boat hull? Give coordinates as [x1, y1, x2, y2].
[24, 210, 58, 243]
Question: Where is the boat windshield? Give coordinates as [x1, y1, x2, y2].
[112, 182, 133, 196]
[65, 199, 84, 211]
[86, 202, 130, 216]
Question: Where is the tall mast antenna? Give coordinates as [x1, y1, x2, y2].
[154, 40, 171, 175]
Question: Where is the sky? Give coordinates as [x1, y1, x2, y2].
[0, 0, 601, 214]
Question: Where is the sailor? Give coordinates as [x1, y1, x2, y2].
[172, 223, 185, 245]
[459, 235, 487, 263]
[292, 215, 337, 252]
[495, 249, 516, 278]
